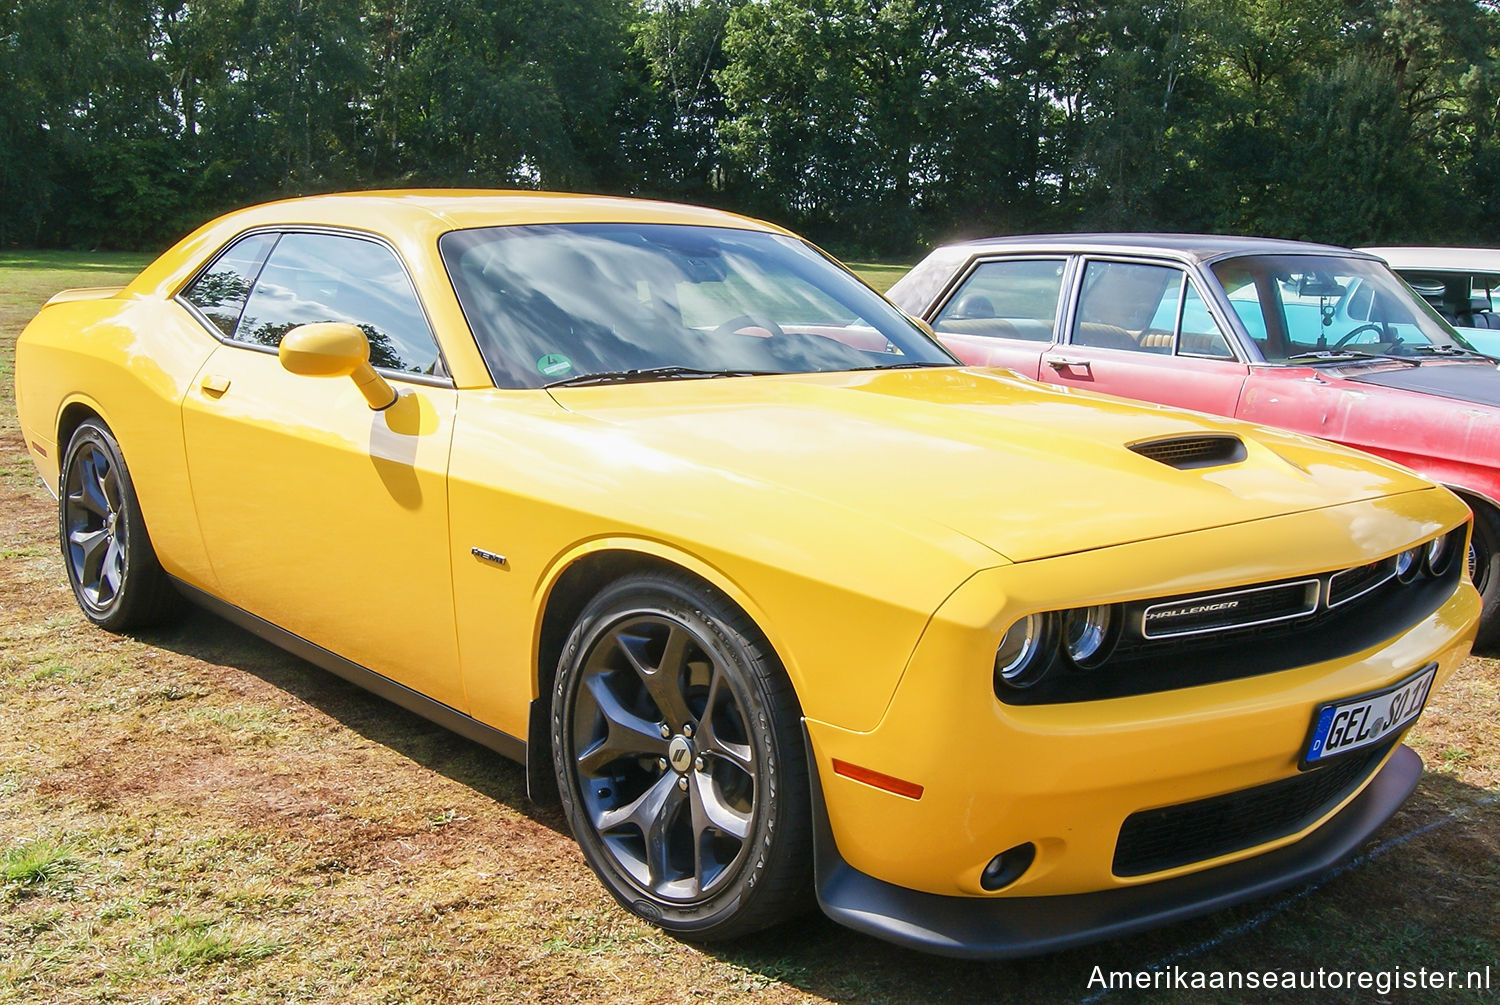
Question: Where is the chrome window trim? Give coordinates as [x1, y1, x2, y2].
[1063, 255, 1250, 365]
[926, 253, 1074, 345]
[173, 224, 457, 389]
[1140, 578, 1321, 640]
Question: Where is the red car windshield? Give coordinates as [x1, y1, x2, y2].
[1210, 254, 1473, 361]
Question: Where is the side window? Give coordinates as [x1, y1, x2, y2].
[1177, 283, 1235, 358]
[1073, 261, 1182, 353]
[234, 232, 442, 376]
[181, 233, 278, 338]
[931, 258, 1065, 342]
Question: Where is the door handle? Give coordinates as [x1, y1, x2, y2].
[200, 374, 231, 396]
[1048, 357, 1091, 373]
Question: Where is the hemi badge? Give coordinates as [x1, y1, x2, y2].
[471, 547, 508, 567]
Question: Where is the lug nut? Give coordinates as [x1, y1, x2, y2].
[659, 724, 671, 738]
[694, 756, 704, 771]
[657, 757, 668, 771]
[676, 776, 688, 791]
[682, 723, 694, 737]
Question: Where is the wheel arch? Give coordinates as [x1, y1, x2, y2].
[57, 396, 111, 460]
[524, 541, 796, 803]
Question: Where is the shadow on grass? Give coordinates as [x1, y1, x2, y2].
[132, 607, 1498, 1004]
[699, 770, 1500, 1004]
[133, 605, 571, 838]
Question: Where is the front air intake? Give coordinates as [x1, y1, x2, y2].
[1129, 434, 1246, 469]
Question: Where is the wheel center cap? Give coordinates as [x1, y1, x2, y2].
[667, 735, 694, 774]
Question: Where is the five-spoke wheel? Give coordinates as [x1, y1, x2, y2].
[552, 572, 809, 939]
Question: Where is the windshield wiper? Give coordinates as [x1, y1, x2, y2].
[544, 366, 778, 388]
[1407, 343, 1490, 359]
[842, 361, 952, 372]
[1282, 350, 1419, 367]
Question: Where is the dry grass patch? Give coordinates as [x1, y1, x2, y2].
[0, 253, 1496, 1003]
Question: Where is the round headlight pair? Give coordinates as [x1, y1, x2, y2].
[996, 605, 1117, 689]
[1396, 531, 1460, 584]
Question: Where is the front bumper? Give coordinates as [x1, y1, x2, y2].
[810, 743, 1423, 959]
[799, 491, 1477, 951]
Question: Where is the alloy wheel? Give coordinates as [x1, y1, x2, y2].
[569, 614, 757, 903]
[62, 441, 127, 611]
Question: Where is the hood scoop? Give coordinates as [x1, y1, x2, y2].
[1129, 434, 1247, 470]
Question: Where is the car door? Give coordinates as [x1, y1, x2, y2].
[1039, 258, 1250, 416]
[178, 229, 465, 710]
[927, 257, 1070, 379]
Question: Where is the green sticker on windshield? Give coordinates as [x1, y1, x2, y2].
[537, 353, 573, 377]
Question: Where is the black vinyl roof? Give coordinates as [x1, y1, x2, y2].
[944, 233, 1378, 266]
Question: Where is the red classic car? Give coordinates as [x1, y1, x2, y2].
[888, 234, 1500, 646]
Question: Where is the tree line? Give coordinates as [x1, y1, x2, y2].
[2, 0, 1498, 257]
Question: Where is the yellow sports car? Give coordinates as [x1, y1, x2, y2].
[14, 192, 1479, 957]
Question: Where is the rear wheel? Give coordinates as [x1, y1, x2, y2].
[59, 419, 183, 631]
[1469, 501, 1500, 650]
[551, 571, 810, 940]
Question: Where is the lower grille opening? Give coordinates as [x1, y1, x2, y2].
[1112, 742, 1393, 878]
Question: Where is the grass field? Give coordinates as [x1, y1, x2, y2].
[1, 252, 1497, 1003]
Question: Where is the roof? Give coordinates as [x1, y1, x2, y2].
[1359, 246, 1500, 276]
[128, 189, 787, 300]
[212, 189, 783, 235]
[944, 233, 1375, 266]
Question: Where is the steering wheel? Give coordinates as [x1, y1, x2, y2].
[1332, 323, 1385, 348]
[712, 314, 786, 340]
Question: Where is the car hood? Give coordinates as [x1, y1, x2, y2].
[549, 367, 1434, 563]
[1339, 358, 1500, 409]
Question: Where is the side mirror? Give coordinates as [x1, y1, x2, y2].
[279, 322, 398, 410]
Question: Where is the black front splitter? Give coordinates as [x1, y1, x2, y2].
[810, 744, 1423, 959]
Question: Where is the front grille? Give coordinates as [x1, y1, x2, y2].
[1129, 435, 1246, 469]
[998, 523, 1467, 706]
[1142, 580, 1318, 638]
[1329, 557, 1397, 607]
[1112, 742, 1391, 877]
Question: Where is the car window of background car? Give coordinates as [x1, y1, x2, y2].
[1215, 265, 1271, 346]
[180, 232, 279, 338]
[440, 223, 954, 389]
[1209, 255, 1461, 361]
[1072, 261, 1179, 352]
[232, 232, 443, 376]
[1178, 283, 1236, 358]
[930, 258, 1064, 342]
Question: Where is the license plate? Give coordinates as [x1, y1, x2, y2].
[1303, 664, 1436, 767]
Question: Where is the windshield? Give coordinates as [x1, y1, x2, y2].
[440, 223, 955, 389]
[1209, 254, 1473, 362]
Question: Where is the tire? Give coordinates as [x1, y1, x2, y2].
[1468, 500, 1500, 651]
[58, 419, 183, 631]
[551, 571, 811, 941]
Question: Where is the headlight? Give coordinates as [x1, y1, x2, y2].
[1394, 547, 1423, 583]
[1063, 605, 1115, 668]
[995, 613, 1056, 688]
[1426, 531, 1456, 577]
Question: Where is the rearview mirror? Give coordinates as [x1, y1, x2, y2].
[279, 322, 398, 410]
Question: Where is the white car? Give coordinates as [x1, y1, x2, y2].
[1360, 247, 1500, 358]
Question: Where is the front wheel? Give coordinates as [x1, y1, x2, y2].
[59, 419, 183, 631]
[551, 571, 810, 940]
